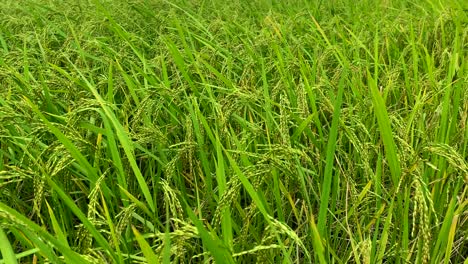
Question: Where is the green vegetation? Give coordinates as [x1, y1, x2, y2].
[0, 0, 467, 263]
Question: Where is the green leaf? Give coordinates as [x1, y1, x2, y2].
[0, 202, 87, 263]
[317, 70, 346, 236]
[45, 179, 118, 263]
[368, 72, 401, 186]
[0, 228, 17, 264]
[132, 226, 159, 264]
[183, 200, 234, 263]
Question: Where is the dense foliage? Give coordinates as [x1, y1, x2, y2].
[0, 0, 467, 263]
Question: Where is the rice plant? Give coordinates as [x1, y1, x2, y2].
[0, 0, 466, 263]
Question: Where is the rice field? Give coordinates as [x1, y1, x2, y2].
[0, 0, 467, 263]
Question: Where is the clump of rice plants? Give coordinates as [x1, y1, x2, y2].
[0, 0, 466, 263]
